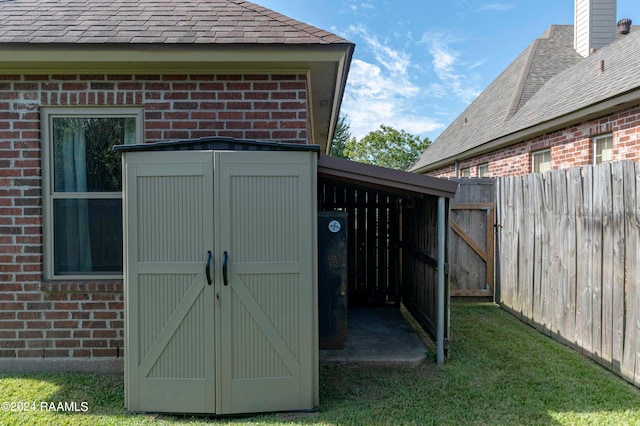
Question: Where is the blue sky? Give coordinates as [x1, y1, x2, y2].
[257, 0, 637, 141]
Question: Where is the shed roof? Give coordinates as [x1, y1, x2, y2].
[113, 136, 321, 153]
[318, 155, 458, 199]
[411, 25, 640, 173]
[0, 0, 350, 45]
[115, 137, 458, 198]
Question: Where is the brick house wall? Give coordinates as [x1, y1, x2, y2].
[0, 73, 309, 365]
[428, 103, 640, 178]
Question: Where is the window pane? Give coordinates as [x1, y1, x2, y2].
[595, 136, 613, 164]
[533, 150, 551, 173]
[52, 117, 136, 192]
[53, 199, 123, 275]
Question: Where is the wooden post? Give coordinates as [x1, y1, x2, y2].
[437, 196, 446, 366]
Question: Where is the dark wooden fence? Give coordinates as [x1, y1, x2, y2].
[318, 181, 400, 307]
[319, 180, 449, 352]
[400, 195, 447, 342]
[496, 160, 640, 386]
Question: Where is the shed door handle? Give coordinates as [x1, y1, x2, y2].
[222, 251, 229, 286]
[205, 250, 212, 285]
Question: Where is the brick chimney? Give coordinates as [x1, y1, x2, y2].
[574, 0, 617, 57]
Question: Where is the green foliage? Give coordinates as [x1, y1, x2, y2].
[344, 124, 431, 170]
[330, 114, 352, 159]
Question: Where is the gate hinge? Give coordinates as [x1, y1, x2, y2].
[444, 262, 449, 275]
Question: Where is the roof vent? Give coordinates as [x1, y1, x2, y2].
[617, 18, 632, 35]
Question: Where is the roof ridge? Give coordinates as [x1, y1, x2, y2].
[506, 25, 581, 120]
[229, 0, 350, 44]
[507, 26, 640, 128]
[505, 39, 540, 121]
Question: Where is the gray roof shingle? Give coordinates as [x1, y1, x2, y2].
[0, 0, 350, 45]
[411, 25, 640, 172]
[506, 27, 640, 133]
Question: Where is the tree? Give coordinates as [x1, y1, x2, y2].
[344, 124, 431, 170]
[330, 114, 352, 159]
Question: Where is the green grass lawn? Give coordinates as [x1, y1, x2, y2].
[2, 303, 640, 425]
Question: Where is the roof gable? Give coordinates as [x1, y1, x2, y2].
[0, 0, 350, 45]
[412, 25, 582, 172]
[412, 24, 640, 173]
[510, 26, 582, 117]
[506, 27, 640, 134]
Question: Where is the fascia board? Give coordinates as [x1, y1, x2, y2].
[0, 44, 350, 68]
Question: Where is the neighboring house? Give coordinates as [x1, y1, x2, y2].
[0, 0, 353, 371]
[411, 0, 640, 178]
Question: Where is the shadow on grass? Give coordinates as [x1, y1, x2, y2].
[1, 303, 639, 425]
[427, 303, 640, 425]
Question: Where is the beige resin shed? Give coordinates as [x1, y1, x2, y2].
[115, 138, 319, 415]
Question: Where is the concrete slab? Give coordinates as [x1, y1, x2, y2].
[319, 306, 428, 366]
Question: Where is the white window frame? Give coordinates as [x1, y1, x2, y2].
[41, 107, 143, 280]
[460, 167, 471, 177]
[478, 163, 489, 177]
[593, 134, 613, 165]
[532, 149, 551, 174]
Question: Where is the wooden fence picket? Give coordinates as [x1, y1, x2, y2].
[611, 161, 626, 375]
[496, 160, 640, 386]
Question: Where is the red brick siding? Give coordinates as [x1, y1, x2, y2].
[428, 103, 640, 178]
[0, 73, 310, 360]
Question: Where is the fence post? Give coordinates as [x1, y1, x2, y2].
[437, 196, 446, 366]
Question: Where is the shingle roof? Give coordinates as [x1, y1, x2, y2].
[0, 0, 350, 45]
[411, 25, 640, 172]
[506, 27, 640, 133]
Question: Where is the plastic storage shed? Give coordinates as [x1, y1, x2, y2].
[115, 138, 320, 415]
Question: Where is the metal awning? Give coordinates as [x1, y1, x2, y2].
[317, 155, 458, 199]
[317, 154, 457, 366]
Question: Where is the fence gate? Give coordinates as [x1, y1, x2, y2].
[448, 178, 496, 298]
[449, 203, 495, 297]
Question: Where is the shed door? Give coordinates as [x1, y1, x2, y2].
[125, 151, 215, 413]
[216, 151, 316, 414]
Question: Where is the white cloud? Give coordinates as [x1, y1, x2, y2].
[468, 58, 488, 71]
[476, 3, 514, 12]
[420, 31, 482, 104]
[343, 0, 375, 13]
[342, 59, 443, 140]
[338, 24, 455, 140]
[345, 24, 412, 75]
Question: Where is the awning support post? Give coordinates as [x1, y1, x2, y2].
[437, 196, 446, 366]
